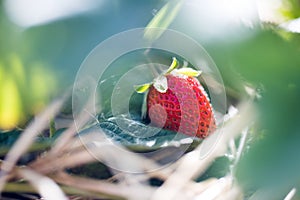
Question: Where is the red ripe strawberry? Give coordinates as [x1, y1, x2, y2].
[135, 58, 216, 139]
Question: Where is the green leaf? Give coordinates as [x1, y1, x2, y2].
[134, 83, 152, 93]
[166, 57, 179, 74]
[97, 114, 194, 149]
[153, 75, 168, 93]
[176, 68, 202, 77]
[144, 0, 184, 42]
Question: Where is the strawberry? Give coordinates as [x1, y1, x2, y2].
[135, 58, 216, 139]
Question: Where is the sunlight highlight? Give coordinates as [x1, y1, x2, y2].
[4, 0, 104, 27]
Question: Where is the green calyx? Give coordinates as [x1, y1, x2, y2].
[176, 67, 201, 77]
[134, 83, 152, 93]
[166, 57, 179, 74]
[134, 57, 202, 94]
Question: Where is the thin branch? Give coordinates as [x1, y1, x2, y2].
[18, 168, 68, 200]
[234, 127, 249, 166]
[193, 176, 233, 199]
[284, 187, 297, 200]
[53, 172, 154, 200]
[3, 182, 112, 199]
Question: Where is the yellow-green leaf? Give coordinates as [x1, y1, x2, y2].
[166, 57, 179, 74]
[176, 68, 202, 77]
[0, 74, 23, 130]
[134, 83, 152, 93]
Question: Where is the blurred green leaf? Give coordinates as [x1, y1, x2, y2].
[0, 73, 23, 129]
[229, 30, 300, 198]
[196, 156, 231, 182]
[144, 0, 184, 41]
[0, 129, 22, 147]
[280, 0, 300, 20]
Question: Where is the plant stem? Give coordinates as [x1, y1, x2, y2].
[0, 142, 51, 157]
[49, 118, 56, 138]
[3, 182, 124, 199]
[234, 127, 249, 166]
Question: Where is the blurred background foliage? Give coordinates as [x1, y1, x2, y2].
[0, 0, 300, 198]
